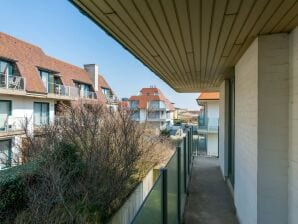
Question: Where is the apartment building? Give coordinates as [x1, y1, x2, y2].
[128, 87, 174, 129]
[0, 32, 117, 169]
[196, 92, 219, 157]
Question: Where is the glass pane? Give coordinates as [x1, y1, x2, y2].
[41, 103, 49, 125]
[0, 140, 11, 169]
[167, 151, 178, 224]
[0, 101, 11, 130]
[40, 71, 49, 92]
[34, 103, 41, 126]
[132, 176, 162, 224]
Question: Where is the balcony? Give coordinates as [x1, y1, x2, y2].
[0, 116, 25, 137]
[197, 117, 219, 133]
[47, 82, 97, 100]
[0, 74, 26, 94]
[105, 94, 119, 104]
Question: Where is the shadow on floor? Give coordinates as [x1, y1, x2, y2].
[184, 157, 239, 224]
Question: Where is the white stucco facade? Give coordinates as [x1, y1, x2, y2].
[219, 28, 298, 224]
[0, 95, 55, 168]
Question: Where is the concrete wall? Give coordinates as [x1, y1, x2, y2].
[235, 38, 259, 224]
[207, 133, 218, 156]
[288, 27, 298, 224]
[207, 101, 219, 119]
[0, 95, 55, 163]
[219, 80, 229, 177]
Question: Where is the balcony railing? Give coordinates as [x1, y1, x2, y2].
[0, 74, 26, 91]
[198, 117, 219, 132]
[105, 94, 119, 104]
[48, 82, 97, 100]
[0, 116, 25, 133]
[131, 127, 194, 224]
[80, 90, 97, 99]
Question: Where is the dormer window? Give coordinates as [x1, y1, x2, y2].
[102, 87, 111, 97]
[154, 92, 159, 96]
[39, 69, 62, 94]
[0, 59, 24, 90]
[39, 70, 51, 92]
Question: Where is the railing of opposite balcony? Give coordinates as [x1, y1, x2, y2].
[131, 127, 195, 224]
[0, 73, 26, 91]
[0, 116, 25, 133]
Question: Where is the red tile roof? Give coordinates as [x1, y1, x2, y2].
[0, 32, 92, 93]
[96, 74, 117, 104]
[198, 92, 220, 100]
[129, 87, 174, 110]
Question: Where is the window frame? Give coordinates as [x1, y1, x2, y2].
[33, 102, 50, 127]
[0, 139, 12, 169]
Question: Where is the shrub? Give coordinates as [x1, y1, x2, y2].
[0, 162, 38, 223]
[2, 103, 174, 223]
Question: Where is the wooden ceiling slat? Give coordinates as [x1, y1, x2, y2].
[260, 0, 296, 34]
[250, 0, 285, 35]
[130, 0, 187, 86]
[161, 0, 191, 74]
[146, 0, 188, 82]
[114, 0, 184, 81]
[208, 15, 235, 85]
[272, 2, 298, 32]
[222, 0, 255, 57]
[203, 0, 227, 88]
[200, 0, 214, 88]
[188, 0, 201, 73]
[105, 0, 157, 56]
[236, 0, 269, 45]
[226, 0, 242, 15]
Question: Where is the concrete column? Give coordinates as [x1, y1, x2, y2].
[235, 33, 289, 224]
[219, 80, 229, 177]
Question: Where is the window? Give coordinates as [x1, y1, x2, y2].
[74, 82, 92, 98]
[0, 100, 12, 131]
[130, 100, 139, 109]
[39, 70, 50, 92]
[102, 87, 110, 96]
[34, 102, 49, 126]
[0, 139, 12, 169]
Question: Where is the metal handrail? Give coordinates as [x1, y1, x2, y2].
[0, 73, 26, 91]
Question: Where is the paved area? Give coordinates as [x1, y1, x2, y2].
[184, 157, 239, 224]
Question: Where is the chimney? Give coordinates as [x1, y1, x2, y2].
[84, 64, 99, 91]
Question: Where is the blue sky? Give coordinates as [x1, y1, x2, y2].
[0, 0, 199, 110]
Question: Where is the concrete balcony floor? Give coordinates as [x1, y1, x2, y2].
[184, 157, 239, 224]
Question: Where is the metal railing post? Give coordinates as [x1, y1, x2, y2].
[183, 136, 187, 193]
[161, 168, 167, 224]
[177, 146, 181, 223]
[188, 130, 190, 174]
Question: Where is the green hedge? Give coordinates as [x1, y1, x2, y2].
[0, 162, 39, 223]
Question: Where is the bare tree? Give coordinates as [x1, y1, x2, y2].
[13, 103, 174, 223]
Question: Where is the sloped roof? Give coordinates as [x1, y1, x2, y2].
[198, 92, 220, 100]
[98, 75, 110, 89]
[0, 32, 92, 93]
[129, 87, 174, 111]
[96, 74, 117, 104]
